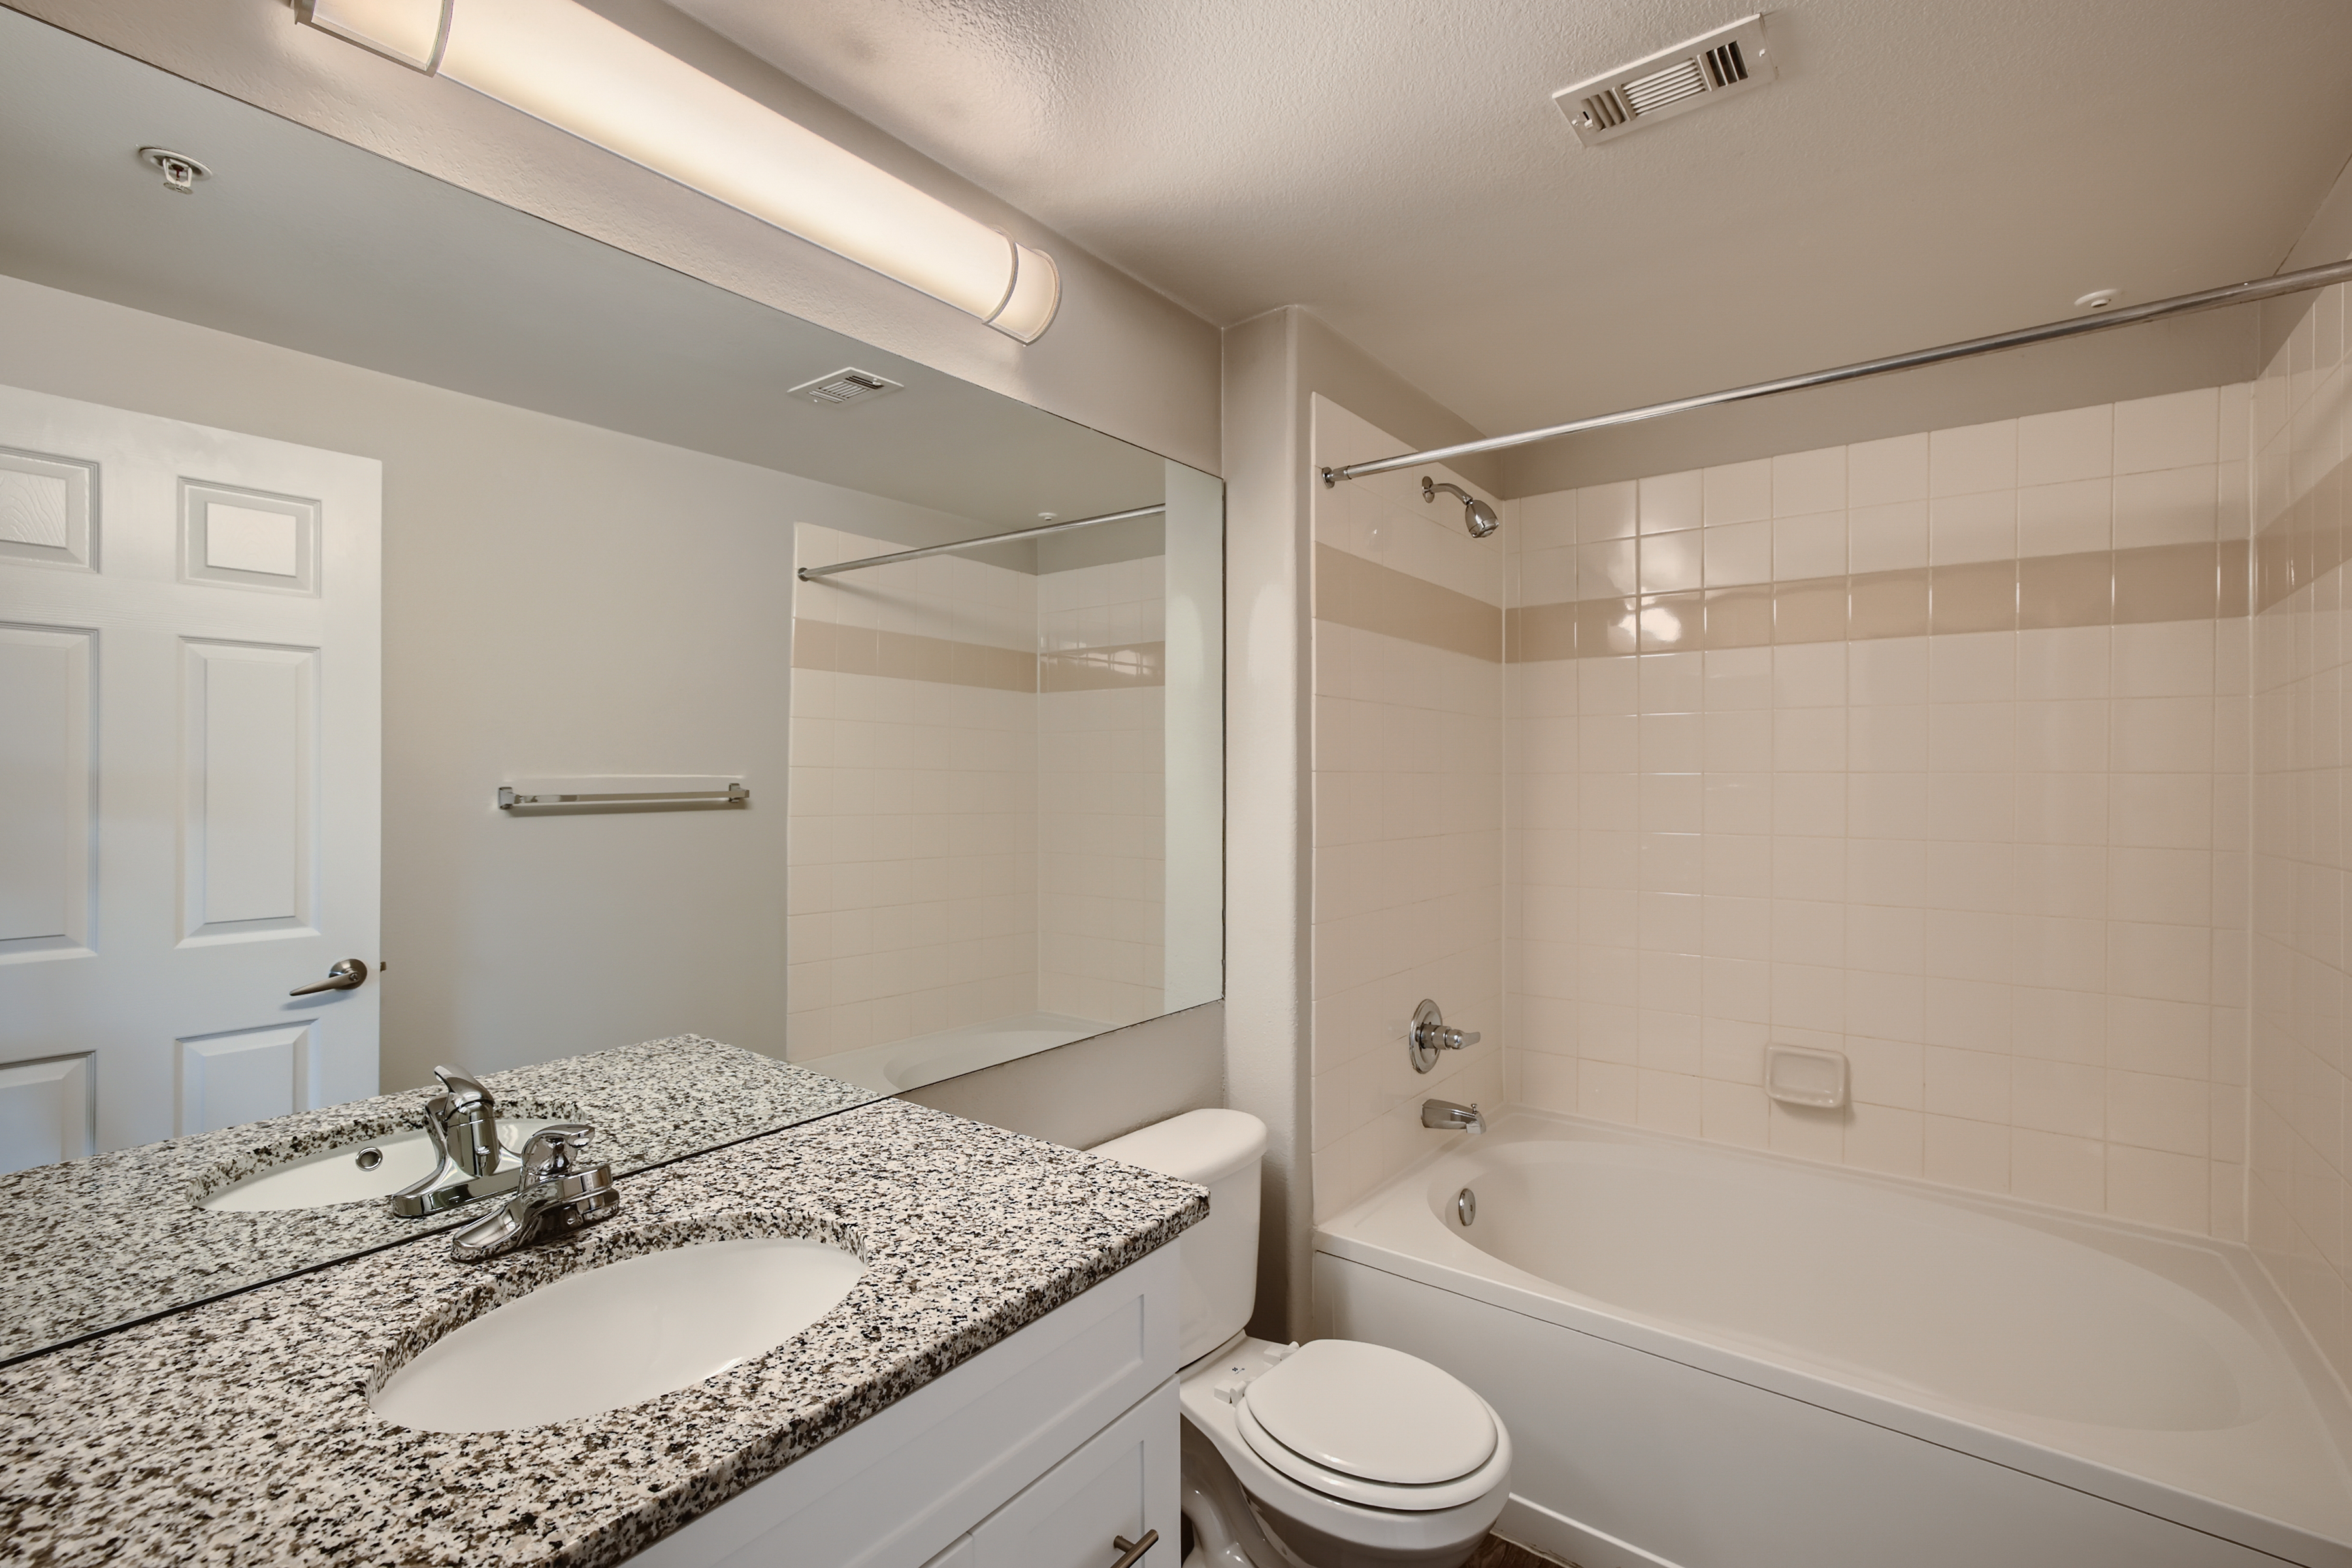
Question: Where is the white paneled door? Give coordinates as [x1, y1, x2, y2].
[0, 384, 380, 1171]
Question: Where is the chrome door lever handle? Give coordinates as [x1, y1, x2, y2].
[289, 958, 369, 995]
[1108, 1531, 1158, 1568]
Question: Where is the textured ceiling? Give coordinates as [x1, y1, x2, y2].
[668, 0, 2352, 437]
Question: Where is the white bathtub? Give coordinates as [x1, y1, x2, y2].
[1313, 1109, 2352, 1568]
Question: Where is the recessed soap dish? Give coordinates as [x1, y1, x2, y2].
[1764, 1044, 1848, 1110]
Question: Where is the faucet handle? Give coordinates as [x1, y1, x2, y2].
[518, 1124, 594, 1183]
[1408, 1000, 1480, 1072]
[433, 1064, 493, 1109]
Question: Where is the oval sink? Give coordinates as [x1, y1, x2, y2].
[370, 1235, 866, 1433]
[200, 1119, 564, 1212]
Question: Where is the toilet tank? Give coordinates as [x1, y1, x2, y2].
[1089, 1109, 1266, 1365]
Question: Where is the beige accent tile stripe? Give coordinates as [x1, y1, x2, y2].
[2254, 449, 2349, 612]
[792, 617, 1036, 691]
[1315, 542, 1503, 662]
[1505, 540, 2251, 662]
[1041, 642, 1166, 692]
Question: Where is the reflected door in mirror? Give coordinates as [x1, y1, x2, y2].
[0, 385, 382, 1168]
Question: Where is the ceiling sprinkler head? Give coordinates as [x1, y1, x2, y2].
[2075, 287, 2121, 312]
[1422, 476, 1499, 539]
[139, 146, 210, 194]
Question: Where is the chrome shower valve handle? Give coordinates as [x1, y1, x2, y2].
[1408, 998, 1481, 1073]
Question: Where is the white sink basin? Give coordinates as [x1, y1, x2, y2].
[370, 1235, 866, 1433]
[199, 1119, 564, 1212]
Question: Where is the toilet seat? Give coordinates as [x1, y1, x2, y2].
[1229, 1340, 1506, 1512]
[1181, 1334, 1512, 1568]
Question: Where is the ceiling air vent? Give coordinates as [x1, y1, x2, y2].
[788, 368, 904, 406]
[1554, 14, 1776, 147]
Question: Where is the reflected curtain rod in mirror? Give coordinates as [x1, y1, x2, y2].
[796, 504, 1169, 580]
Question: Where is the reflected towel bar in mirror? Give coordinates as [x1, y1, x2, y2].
[498, 776, 749, 809]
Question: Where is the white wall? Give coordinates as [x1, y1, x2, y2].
[1220, 308, 1496, 1337]
[0, 274, 1006, 1093]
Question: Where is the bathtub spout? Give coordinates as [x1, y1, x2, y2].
[1422, 1099, 1486, 1135]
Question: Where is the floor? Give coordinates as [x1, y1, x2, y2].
[1465, 1535, 1579, 1568]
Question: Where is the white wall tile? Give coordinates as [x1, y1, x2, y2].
[1848, 433, 1929, 508]
[1704, 459, 1774, 526]
[2017, 404, 2114, 487]
[2115, 387, 2221, 474]
[1930, 419, 2019, 497]
[1848, 501, 1929, 573]
[1773, 512, 1848, 580]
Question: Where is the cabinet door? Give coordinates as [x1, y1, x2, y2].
[973, 1379, 1178, 1568]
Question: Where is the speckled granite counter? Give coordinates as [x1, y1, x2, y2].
[0, 1096, 1205, 1567]
[0, 1037, 880, 1362]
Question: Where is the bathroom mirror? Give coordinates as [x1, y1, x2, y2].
[0, 10, 1221, 1364]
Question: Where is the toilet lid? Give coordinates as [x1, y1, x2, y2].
[1239, 1340, 1496, 1486]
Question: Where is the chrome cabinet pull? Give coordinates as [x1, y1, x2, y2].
[289, 958, 369, 996]
[1108, 1531, 1158, 1568]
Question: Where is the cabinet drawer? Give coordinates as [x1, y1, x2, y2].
[972, 1379, 1179, 1568]
[634, 1245, 1178, 1568]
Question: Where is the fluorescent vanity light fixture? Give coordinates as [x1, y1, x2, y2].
[293, 0, 1061, 341]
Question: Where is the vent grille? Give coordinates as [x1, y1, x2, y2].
[787, 367, 904, 406]
[1621, 57, 1708, 116]
[1552, 14, 1776, 147]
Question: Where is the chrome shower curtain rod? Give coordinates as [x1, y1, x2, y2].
[796, 503, 1168, 580]
[1320, 256, 2352, 486]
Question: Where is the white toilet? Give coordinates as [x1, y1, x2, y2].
[1090, 1111, 1511, 1568]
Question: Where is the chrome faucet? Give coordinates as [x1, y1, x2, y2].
[449, 1125, 620, 1263]
[387, 1064, 521, 1218]
[1422, 1099, 1486, 1135]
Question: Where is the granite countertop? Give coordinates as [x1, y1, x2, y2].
[0, 1037, 881, 1362]
[0, 1096, 1207, 1567]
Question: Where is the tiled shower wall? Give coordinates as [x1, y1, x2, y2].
[1309, 396, 1506, 1220]
[1503, 389, 2259, 1237]
[1038, 555, 1169, 1029]
[2251, 268, 2352, 1384]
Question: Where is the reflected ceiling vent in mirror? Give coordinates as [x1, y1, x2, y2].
[1553, 14, 1776, 146]
[789, 368, 904, 407]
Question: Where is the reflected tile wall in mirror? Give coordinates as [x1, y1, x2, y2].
[787, 478, 1224, 1096]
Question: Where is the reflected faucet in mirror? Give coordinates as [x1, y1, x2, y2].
[386, 1065, 523, 1218]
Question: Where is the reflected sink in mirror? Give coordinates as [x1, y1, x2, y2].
[370, 1233, 866, 1433]
[199, 1120, 566, 1213]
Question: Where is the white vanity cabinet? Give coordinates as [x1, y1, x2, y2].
[633, 1246, 1182, 1568]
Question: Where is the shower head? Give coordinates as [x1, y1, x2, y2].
[1422, 476, 1499, 539]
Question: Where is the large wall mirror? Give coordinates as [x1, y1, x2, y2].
[0, 9, 1222, 1363]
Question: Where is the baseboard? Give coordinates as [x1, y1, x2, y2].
[1497, 1495, 1686, 1568]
